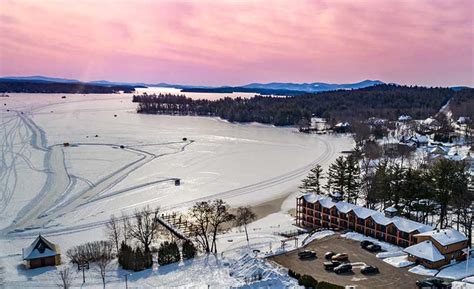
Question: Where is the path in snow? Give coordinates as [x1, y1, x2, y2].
[1, 110, 193, 236]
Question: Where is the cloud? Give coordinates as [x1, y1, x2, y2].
[0, 0, 472, 86]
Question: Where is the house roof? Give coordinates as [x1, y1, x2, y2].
[23, 235, 60, 260]
[415, 229, 467, 247]
[403, 240, 445, 262]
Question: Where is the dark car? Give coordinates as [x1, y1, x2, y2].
[416, 278, 451, 289]
[366, 244, 382, 252]
[334, 263, 352, 274]
[323, 261, 341, 270]
[298, 250, 316, 259]
[360, 240, 374, 248]
[325, 251, 335, 260]
[361, 265, 379, 274]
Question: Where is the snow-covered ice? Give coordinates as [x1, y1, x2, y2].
[0, 90, 353, 287]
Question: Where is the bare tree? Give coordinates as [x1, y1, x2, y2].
[121, 211, 130, 245]
[234, 206, 256, 246]
[209, 200, 235, 254]
[66, 245, 88, 283]
[92, 241, 114, 288]
[105, 215, 122, 253]
[189, 200, 234, 254]
[56, 266, 74, 289]
[189, 201, 213, 253]
[129, 206, 160, 253]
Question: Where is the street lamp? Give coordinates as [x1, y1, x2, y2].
[124, 273, 131, 289]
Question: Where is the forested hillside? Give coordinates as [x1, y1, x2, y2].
[0, 80, 135, 93]
[134, 85, 474, 126]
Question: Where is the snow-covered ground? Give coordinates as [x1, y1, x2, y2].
[341, 232, 401, 253]
[382, 255, 414, 268]
[0, 89, 353, 287]
[437, 258, 474, 280]
[409, 265, 438, 276]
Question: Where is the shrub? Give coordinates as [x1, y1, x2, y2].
[158, 241, 180, 265]
[182, 240, 197, 260]
[316, 281, 344, 289]
[118, 242, 153, 271]
[298, 274, 318, 288]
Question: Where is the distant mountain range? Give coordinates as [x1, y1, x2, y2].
[241, 80, 384, 92]
[0, 76, 470, 95]
[0, 76, 386, 95]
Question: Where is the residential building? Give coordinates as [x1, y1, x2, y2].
[404, 229, 468, 269]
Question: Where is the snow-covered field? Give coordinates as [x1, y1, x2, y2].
[0, 89, 352, 287]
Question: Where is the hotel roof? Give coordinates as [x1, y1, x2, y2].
[300, 193, 432, 233]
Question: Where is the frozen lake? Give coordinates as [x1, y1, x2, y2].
[0, 89, 352, 237]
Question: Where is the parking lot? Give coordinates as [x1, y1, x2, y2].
[269, 234, 423, 289]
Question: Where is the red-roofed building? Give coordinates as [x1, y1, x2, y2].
[296, 194, 433, 247]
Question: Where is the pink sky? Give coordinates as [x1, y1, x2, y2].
[0, 0, 472, 86]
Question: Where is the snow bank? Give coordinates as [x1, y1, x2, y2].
[230, 254, 300, 288]
[408, 265, 438, 276]
[382, 255, 414, 268]
[437, 258, 474, 280]
[341, 232, 401, 252]
[376, 251, 406, 259]
[452, 281, 474, 289]
[302, 230, 335, 246]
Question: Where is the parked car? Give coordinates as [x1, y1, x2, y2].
[323, 261, 341, 270]
[331, 253, 349, 261]
[334, 263, 352, 274]
[360, 240, 374, 248]
[325, 251, 335, 260]
[366, 244, 382, 252]
[361, 265, 379, 274]
[416, 278, 451, 289]
[298, 250, 316, 259]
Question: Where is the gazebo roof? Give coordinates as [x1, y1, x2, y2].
[23, 235, 60, 260]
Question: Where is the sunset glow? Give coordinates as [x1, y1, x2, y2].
[0, 0, 472, 86]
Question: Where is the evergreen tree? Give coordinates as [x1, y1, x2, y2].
[388, 164, 405, 207]
[299, 165, 324, 194]
[367, 161, 390, 208]
[344, 156, 361, 203]
[430, 159, 470, 228]
[182, 240, 197, 260]
[158, 241, 181, 265]
[134, 247, 145, 271]
[326, 156, 346, 196]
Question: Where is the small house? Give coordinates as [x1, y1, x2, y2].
[23, 235, 61, 269]
[404, 229, 468, 269]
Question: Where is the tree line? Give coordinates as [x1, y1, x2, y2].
[0, 80, 135, 93]
[133, 85, 474, 126]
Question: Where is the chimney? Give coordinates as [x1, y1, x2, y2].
[385, 206, 398, 218]
[330, 191, 342, 202]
